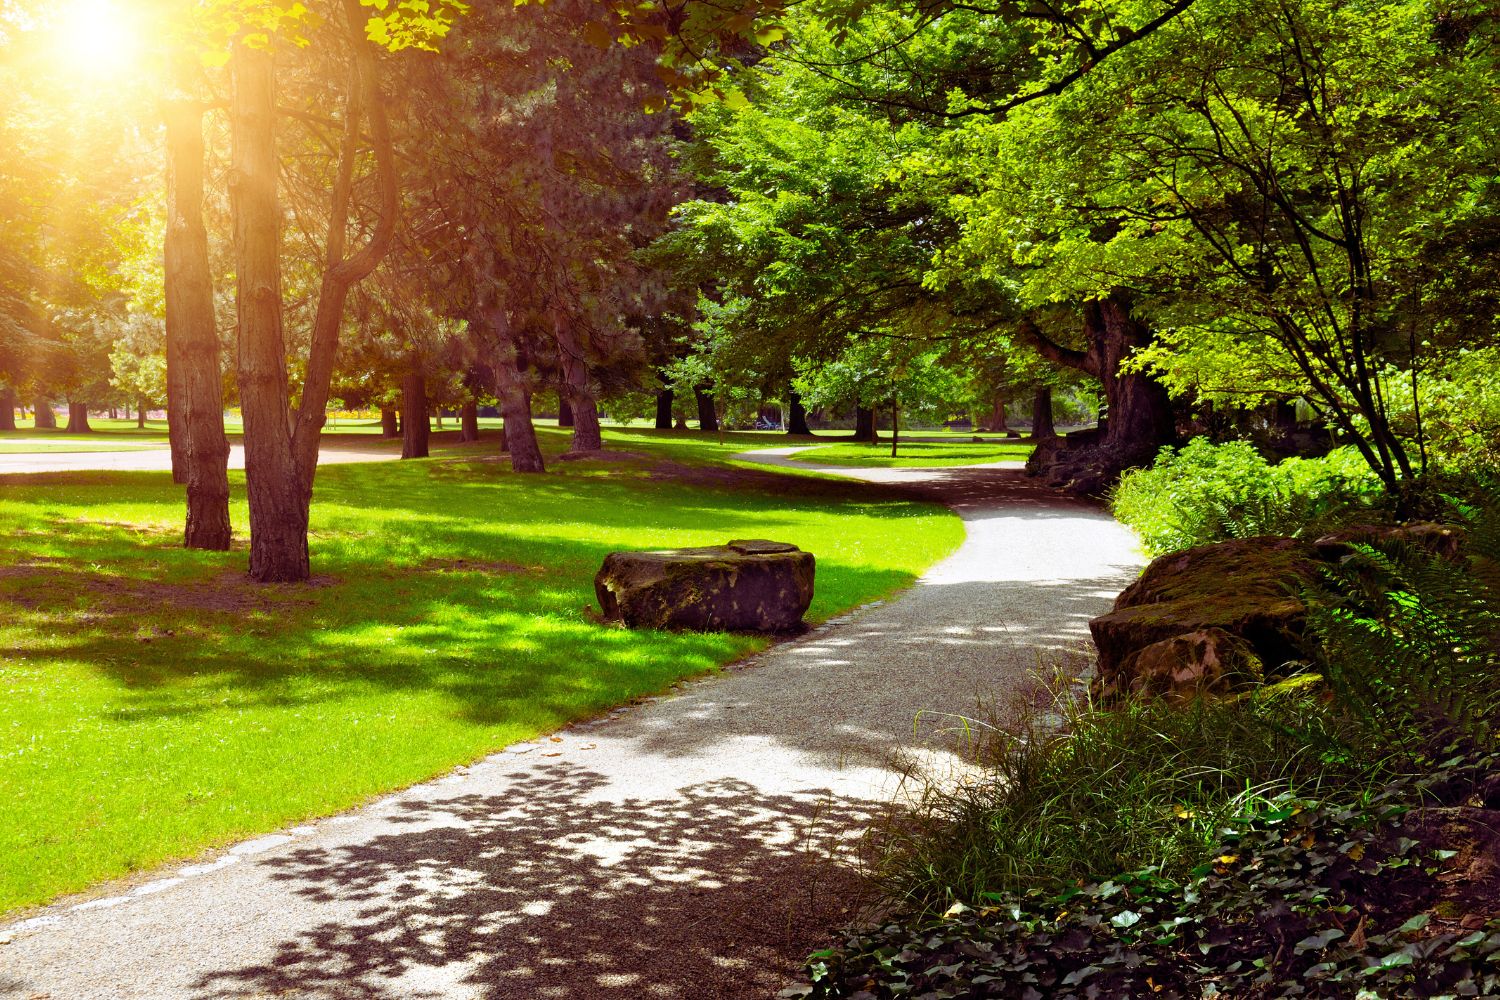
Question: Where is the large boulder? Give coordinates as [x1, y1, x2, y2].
[1090, 536, 1320, 700]
[595, 539, 815, 632]
[1099, 627, 1264, 703]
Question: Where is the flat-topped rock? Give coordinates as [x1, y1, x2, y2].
[595, 539, 815, 632]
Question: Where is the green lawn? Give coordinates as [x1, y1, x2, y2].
[791, 438, 1035, 467]
[0, 427, 961, 914]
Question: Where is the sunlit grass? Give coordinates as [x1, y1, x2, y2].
[0, 427, 962, 913]
[792, 439, 1035, 468]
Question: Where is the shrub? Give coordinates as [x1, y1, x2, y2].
[1111, 438, 1379, 556]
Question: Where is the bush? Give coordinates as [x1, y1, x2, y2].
[1111, 438, 1379, 556]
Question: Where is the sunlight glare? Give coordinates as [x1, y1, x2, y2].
[48, 0, 141, 79]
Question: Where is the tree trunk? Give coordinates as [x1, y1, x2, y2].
[853, 405, 878, 443]
[400, 359, 429, 459]
[654, 388, 673, 429]
[33, 398, 55, 429]
[66, 402, 91, 433]
[552, 312, 602, 452]
[136, 400, 147, 429]
[557, 398, 574, 427]
[497, 356, 544, 472]
[890, 401, 900, 458]
[380, 407, 399, 437]
[165, 89, 231, 550]
[787, 388, 812, 436]
[231, 43, 308, 583]
[0, 385, 16, 431]
[1031, 387, 1056, 439]
[433, 409, 443, 430]
[458, 399, 479, 442]
[694, 384, 718, 432]
[989, 393, 1009, 433]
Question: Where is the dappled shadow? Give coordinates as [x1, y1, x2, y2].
[192, 765, 872, 1000]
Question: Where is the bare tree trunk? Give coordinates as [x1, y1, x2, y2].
[654, 388, 673, 429]
[694, 384, 718, 432]
[787, 388, 812, 436]
[0, 385, 15, 431]
[989, 393, 1009, 433]
[66, 402, 91, 433]
[557, 398, 574, 427]
[853, 405, 878, 443]
[33, 398, 55, 429]
[495, 349, 544, 471]
[552, 313, 602, 452]
[380, 407, 398, 437]
[400, 358, 430, 459]
[136, 400, 147, 429]
[890, 401, 900, 458]
[1032, 387, 1056, 439]
[231, 43, 307, 582]
[458, 400, 479, 442]
[165, 89, 231, 549]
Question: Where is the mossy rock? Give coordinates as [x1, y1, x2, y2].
[1090, 536, 1321, 700]
[595, 539, 815, 633]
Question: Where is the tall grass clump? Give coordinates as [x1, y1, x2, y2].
[1111, 438, 1379, 556]
[867, 682, 1363, 916]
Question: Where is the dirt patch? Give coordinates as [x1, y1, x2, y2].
[647, 459, 894, 502]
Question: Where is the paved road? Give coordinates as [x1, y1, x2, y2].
[0, 442, 401, 476]
[0, 448, 1143, 1000]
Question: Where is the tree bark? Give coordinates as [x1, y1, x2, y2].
[165, 89, 231, 549]
[33, 398, 55, 429]
[557, 398, 574, 427]
[0, 385, 16, 431]
[787, 388, 812, 436]
[136, 400, 147, 429]
[1031, 387, 1056, 439]
[694, 383, 718, 432]
[989, 393, 1009, 433]
[66, 401, 91, 433]
[231, 43, 308, 582]
[400, 358, 429, 459]
[853, 405, 878, 443]
[654, 388, 673, 429]
[380, 407, 399, 437]
[552, 312, 602, 452]
[890, 401, 900, 458]
[458, 399, 479, 442]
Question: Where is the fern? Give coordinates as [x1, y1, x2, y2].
[1305, 494, 1500, 751]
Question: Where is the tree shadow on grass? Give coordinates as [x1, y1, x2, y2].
[191, 764, 873, 1000]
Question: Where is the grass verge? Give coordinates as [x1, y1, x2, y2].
[791, 439, 1034, 468]
[0, 427, 962, 914]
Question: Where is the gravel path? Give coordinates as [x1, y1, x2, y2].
[0, 448, 1142, 1000]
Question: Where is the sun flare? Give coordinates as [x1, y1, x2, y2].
[47, 0, 141, 79]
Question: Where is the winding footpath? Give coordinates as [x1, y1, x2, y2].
[0, 448, 1142, 1000]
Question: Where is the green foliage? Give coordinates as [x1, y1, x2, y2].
[797, 751, 1500, 999]
[863, 687, 1360, 917]
[1307, 499, 1500, 751]
[1111, 439, 1380, 556]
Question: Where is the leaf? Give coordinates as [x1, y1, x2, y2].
[1295, 928, 1345, 953]
[1110, 910, 1142, 929]
[1061, 965, 1101, 986]
[1396, 914, 1430, 934]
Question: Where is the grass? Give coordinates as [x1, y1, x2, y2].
[869, 683, 1364, 915]
[0, 426, 963, 914]
[792, 438, 1035, 468]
